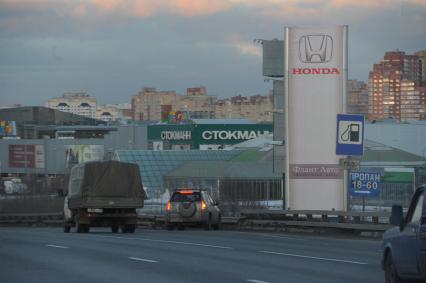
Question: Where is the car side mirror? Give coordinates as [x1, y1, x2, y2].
[390, 205, 404, 229]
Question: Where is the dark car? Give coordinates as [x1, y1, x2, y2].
[382, 185, 426, 283]
[165, 188, 221, 230]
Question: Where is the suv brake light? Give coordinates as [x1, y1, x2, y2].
[166, 201, 172, 212]
[201, 200, 207, 211]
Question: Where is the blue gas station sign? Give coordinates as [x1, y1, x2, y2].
[349, 172, 381, 197]
[336, 114, 364, 156]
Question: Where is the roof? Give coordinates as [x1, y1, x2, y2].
[360, 139, 426, 164]
[165, 149, 279, 179]
[164, 160, 280, 179]
[191, 119, 257, 124]
[229, 134, 426, 164]
[112, 150, 241, 194]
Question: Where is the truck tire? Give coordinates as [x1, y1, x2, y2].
[64, 223, 71, 233]
[111, 225, 119, 233]
[122, 224, 135, 233]
[127, 224, 136, 233]
[77, 223, 89, 233]
[384, 253, 404, 283]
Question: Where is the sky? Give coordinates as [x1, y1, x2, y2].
[1, 0, 425, 106]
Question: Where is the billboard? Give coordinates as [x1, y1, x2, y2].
[285, 26, 348, 210]
[161, 110, 191, 124]
[9, 144, 45, 169]
[65, 145, 104, 168]
[0, 120, 17, 137]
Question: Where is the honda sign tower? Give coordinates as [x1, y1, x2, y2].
[284, 26, 348, 210]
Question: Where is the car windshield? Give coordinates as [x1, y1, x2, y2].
[171, 192, 201, 202]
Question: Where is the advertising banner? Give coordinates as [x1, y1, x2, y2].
[0, 120, 17, 137]
[9, 144, 45, 169]
[65, 145, 104, 168]
[285, 26, 348, 210]
[349, 172, 381, 197]
[161, 110, 191, 124]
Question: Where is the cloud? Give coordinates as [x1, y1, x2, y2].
[1, 0, 425, 31]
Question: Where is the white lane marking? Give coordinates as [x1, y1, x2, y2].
[259, 250, 368, 265]
[96, 235, 233, 250]
[128, 257, 158, 263]
[46, 244, 69, 249]
[247, 280, 271, 283]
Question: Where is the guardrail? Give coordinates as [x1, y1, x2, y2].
[0, 212, 63, 225]
[239, 209, 393, 232]
[0, 210, 395, 233]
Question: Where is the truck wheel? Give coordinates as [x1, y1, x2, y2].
[166, 223, 175, 231]
[111, 225, 119, 233]
[77, 223, 85, 233]
[384, 253, 404, 283]
[64, 223, 71, 233]
[77, 224, 89, 233]
[121, 225, 128, 233]
[127, 224, 136, 233]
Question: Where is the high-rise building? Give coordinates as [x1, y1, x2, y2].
[215, 94, 273, 122]
[47, 92, 97, 118]
[367, 51, 424, 121]
[95, 104, 133, 122]
[179, 86, 216, 119]
[347, 80, 368, 115]
[131, 88, 179, 121]
[415, 50, 426, 86]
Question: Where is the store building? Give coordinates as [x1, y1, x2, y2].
[147, 119, 273, 150]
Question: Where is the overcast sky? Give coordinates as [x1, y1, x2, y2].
[1, 0, 425, 106]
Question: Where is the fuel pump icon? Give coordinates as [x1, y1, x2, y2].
[340, 123, 360, 142]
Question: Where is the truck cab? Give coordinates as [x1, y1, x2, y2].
[382, 185, 426, 283]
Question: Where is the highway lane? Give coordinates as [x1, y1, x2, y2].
[0, 227, 384, 283]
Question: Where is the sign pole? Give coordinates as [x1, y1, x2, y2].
[362, 195, 366, 212]
[343, 168, 348, 211]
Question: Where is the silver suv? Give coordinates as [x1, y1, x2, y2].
[165, 189, 221, 230]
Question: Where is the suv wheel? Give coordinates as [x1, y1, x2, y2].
[204, 214, 212, 231]
[177, 224, 185, 231]
[166, 223, 175, 231]
[213, 215, 221, 230]
[384, 253, 404, 283]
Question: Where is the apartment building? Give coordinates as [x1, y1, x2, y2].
[215, 94, 273, 122]
[131, 88, 180, 121]
[46, 92, 97, 119]
[368, 51, 425, 121]
[415, 50, 426, 86]
[348, 80, 369, 115]
[179, 86, 216, 119]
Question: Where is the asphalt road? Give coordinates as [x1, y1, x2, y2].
[0, 227, 384, 283]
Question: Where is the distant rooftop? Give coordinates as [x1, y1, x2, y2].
[191, 118, 257, 124]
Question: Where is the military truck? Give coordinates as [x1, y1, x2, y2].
[63, 160, 145, 233]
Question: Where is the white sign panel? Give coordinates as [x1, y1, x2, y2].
[338, 121, 362, 145]
[285, 26, 348, 210]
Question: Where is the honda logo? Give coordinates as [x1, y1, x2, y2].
[299, 35, 333, 63]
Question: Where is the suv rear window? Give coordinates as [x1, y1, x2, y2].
[171, 191, 201, 202]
